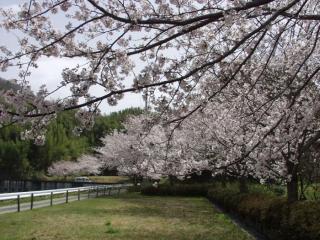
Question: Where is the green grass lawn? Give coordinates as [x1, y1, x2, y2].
[40, 175, 130, 184]
[0, 193, 253, 240]
[88, 176, 130, 184]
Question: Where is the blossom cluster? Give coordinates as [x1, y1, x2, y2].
[0, 1, 320, 182]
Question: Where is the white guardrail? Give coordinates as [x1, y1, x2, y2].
[0, 183, 133, 212]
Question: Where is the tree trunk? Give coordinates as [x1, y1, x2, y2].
[169, 175, 175, 186]
[221, 179, 227, 188]
[286, 160, 299, 203]
[239, 177, 248, 193]
[299, 175, 307, 200]
[133, 175, 137, 186]
[221, 173, 227, 188]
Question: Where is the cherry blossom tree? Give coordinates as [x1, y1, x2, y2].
[1, 0, 320, 202]
[48, 154, 102, 176]
[179, 62, 320, 201]
[95, 58, 320, 201]
[0, 0, 320, 141]
[97, 115, 188, 180]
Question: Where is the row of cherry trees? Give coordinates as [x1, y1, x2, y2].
[1, 1, 320, 202]
[97, 71, 320, 202]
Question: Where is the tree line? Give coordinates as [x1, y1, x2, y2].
[0, 107, 142, 179]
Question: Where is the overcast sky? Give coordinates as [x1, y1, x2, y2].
[0, 0, 144, 114]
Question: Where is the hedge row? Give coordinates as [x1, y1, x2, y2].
[141, 183, 320, 239]
[207, 187, 320, 240]
[141, 184, 208, 197]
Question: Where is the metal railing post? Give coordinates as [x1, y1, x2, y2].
[17, 195, 20, 212]
[0, 185, 134, 214]
[50, 192, 53, 206]
[30, 193, 34, 210]
[66, 190, 69, 203]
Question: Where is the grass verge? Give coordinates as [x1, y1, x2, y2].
[0, 193, 253, 240]
[32, 175, 130, 184]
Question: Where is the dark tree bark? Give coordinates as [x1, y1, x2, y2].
[299, 175, 307, 200]
[286, 160, 299, 203]
[239, 176, 249, 193]
[169, 175, 175, 186]
[221, 178, 227, 188]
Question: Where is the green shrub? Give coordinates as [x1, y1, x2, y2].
[127, 185, 142, 192]
[141, 183, 209, 197]
[207, 187, 320, 240]
[270, 185, 286, 196]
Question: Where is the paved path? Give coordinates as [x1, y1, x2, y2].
[0, 189, 122, 214]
